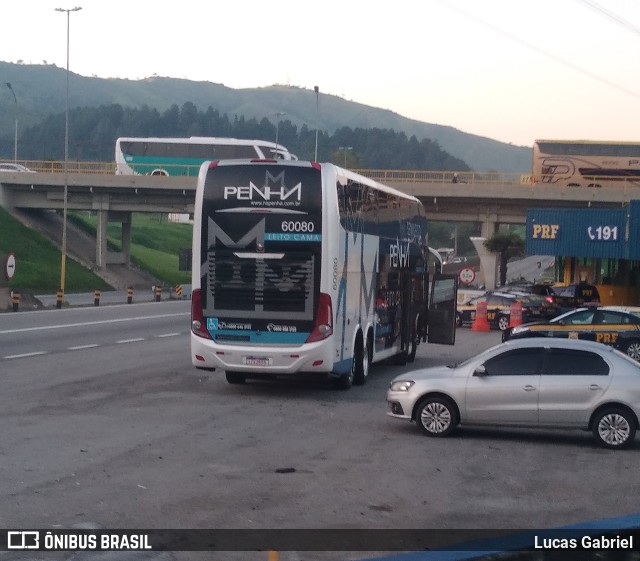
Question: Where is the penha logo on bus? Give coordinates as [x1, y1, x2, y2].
[223, 172, 302, 202]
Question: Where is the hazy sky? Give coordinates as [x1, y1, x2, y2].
[4, 0, 640, 147]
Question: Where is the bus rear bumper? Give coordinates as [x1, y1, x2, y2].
[190, 335, 335, 374]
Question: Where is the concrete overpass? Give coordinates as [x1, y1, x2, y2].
[2, 167, 640, 270]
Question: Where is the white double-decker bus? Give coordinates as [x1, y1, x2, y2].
[532, 139, 640, 188]
[115, 136, 297, 176]
[190, 159, 457, 389]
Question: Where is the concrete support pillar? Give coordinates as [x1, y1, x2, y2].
[470, 237, 498, 290]
[121, 212, 132, 267]
[480, 219, 498, 239]
[96, 208, 109, 271]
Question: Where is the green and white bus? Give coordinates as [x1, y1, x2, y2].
[115, 136, 297, 177]
[190, 159, 458, 389]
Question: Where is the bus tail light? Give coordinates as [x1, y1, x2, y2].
[306, 293, 333, 343]
[191, 289, 212, 340]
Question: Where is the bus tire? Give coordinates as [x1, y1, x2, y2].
[393, 351, 408, 366]
[407, 316, 419, 363]
[225, 371, 246, 385]
[353, 333, 371, 386]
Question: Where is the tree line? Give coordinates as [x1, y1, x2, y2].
[3, 102, 470, 171]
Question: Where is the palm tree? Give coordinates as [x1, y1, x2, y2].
[484, 231, 525, 287]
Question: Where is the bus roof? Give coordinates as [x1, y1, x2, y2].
[207, 159, 422, 204]
[116, 136, 287, 148]
[535, 139, 640, 146]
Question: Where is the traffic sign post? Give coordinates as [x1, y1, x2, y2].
[458, 267, 476, 286]
[4, 252, 16, 282]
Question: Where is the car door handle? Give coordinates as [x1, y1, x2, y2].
[589, 385, 602, 391]
[523, 385, 537, 391]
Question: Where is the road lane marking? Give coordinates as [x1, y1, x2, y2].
[157, 333, 182, 338]
[4, 351, 48, 360]
[117, 338, 146, 344]
[68, 344, 99, 351]
[0, 312, 190, 335]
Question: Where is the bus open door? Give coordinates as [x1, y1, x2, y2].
[427, 274, 458, 345]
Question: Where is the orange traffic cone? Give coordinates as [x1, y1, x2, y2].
[509, 300, 523, 328]
[472, 300, 491, 332]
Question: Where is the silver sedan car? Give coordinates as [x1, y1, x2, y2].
[387, 338, 640, 449]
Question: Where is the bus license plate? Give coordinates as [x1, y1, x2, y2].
[243, 356, 270, 367]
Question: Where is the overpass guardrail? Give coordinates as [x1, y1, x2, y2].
[4, 160, 640, 191]
[0, 159, 531, 184]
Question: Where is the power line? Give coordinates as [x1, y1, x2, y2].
[435, 0, 640, 101]
[574, 0, 640, 38]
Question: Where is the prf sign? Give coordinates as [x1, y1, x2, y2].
[531, 224, 560, 240]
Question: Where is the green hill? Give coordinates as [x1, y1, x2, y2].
[0, 61, 530, 172]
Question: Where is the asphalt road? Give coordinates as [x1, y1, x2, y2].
[1, 303, 639, 561]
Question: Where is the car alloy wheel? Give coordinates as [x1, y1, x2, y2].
[624, 341, 640, 362]
[497, 314, 510, 331]
[593, 408, 636, 449]
[416, 397, 457, 437]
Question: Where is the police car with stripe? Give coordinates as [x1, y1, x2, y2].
[503, 306, 640, 361]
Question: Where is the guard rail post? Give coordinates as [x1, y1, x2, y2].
[11, 290, 20, 312]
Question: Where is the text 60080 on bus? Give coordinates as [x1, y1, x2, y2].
[190, 159, 458, 389]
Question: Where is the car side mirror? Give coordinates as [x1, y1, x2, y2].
[473, 365, 487, 377]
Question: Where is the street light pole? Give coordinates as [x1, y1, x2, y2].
[55, 6, 82, 305]
[338, 146, 353, 168]
[273, 112, 286, 155]
[314, 86, 319, 161]
[5, 83, 18, 161]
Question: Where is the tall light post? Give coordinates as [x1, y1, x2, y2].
[5, 83, 18, 161]
[273, 112, 286, 154]
[314, 86, 319, 161]
[338, 146, 353, 168]
[55, 6, 82, 305]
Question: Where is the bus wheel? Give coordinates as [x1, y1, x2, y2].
[407, 317, 420, 363]
[393, 351, 408, 366]
[225, 371, 246, 385]
[353, 335, 371, 385]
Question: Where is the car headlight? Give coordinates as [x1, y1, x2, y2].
[510, 325, 529, 335]
[389, 380, 415, 392]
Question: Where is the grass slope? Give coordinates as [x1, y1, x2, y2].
[69, 212, 192, 287]
[0, 207, 111, 293]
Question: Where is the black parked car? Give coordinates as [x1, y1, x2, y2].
[550, 282, 601, 310]
[457, 291, 561, 331]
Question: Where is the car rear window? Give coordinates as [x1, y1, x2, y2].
[543, 349, 609, 376]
